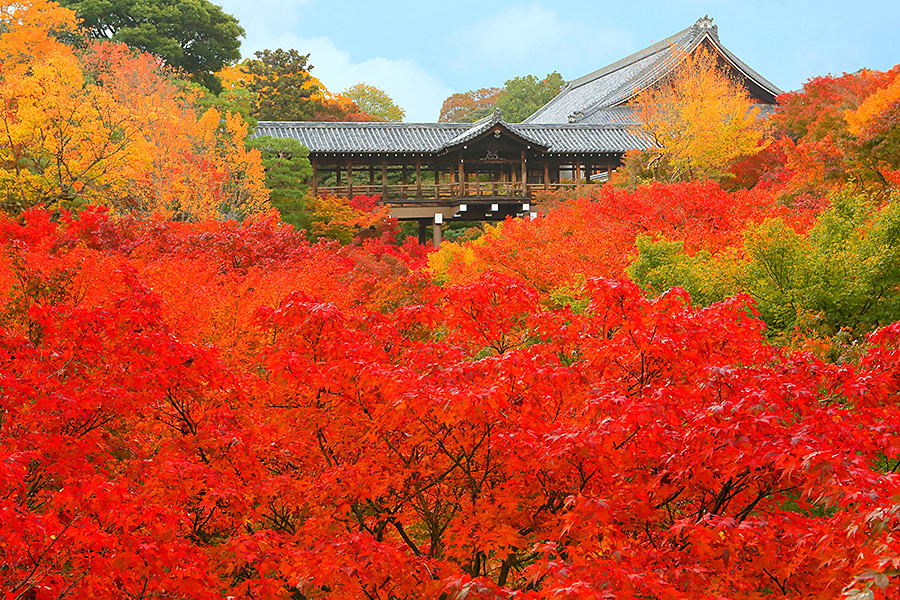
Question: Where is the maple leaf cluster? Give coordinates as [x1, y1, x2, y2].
[1, 202, 899, 599]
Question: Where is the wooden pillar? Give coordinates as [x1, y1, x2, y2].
[521, 150, 527, 195]
[418, 219, 428, 244]
[434, 167, 440, 199]
[415, 158, 422, 199]
[433, 220, 442, 249]
[311, 156, 318, 197]
[369, 164, 375, 186]
[401, 162, 407, 201]
[543, 159, 549, 191]
[585, 162, 592, 183]
[458, 154, 465, 197]
[574, 160, 581, 183]
[347, 157, 353, 199]
[381, 159, 388, 199]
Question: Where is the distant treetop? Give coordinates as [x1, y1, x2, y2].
[438, 72, 564, 123]
[58, 0, 244, 94]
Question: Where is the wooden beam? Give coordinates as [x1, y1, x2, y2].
[401, 162, 407, 201]
[311, 156, 318, 197]
[543, 160, 549, 191]
[433, 220, 442, 249]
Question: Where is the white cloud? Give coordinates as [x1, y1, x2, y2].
[244, 34, 453, 122]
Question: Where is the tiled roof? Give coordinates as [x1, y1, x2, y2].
[253, 121, 470, 153]
[439, 109, 548, 151]
[252, 120, 651, 155]
[524, 16, 782, 125]
[570, 106, 640, 126]
[514, 124, 653, 153]
[252, 17, 775, 157]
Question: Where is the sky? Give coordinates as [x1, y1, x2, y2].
[215, 0, 900, 122]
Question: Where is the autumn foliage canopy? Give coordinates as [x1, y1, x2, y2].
[2, 3, 900, 599]
[3, 199, 900, 599]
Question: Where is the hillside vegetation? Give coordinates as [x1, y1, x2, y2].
[2, 1, 900, 598]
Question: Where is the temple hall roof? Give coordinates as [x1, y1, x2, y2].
[524, 16, 782, 125]
[252, 16, 776, 158]
[254, 111, 653, 156]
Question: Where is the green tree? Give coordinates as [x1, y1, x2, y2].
[59, 0, 244, 94]
[495, 71, 564, 122]
[438, 73, 563, 123]
[244, 49, 317, 121]
[438, 87, 501, 122]
[247, 135, 312, 229]
[343, 83, 404, 122]
[629, 192, 900, 339]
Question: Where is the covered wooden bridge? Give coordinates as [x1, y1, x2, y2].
[254, 110, 649, 244]
[253, 17, 781, 245]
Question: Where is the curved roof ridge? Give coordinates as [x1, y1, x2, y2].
[704, 36, 783, 99]
[528, 16, 782, 125]
[566, 24, 694, 91]
[571, 28, 706, 120]
[440, 108, 504, 147]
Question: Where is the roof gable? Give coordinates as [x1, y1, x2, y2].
[524, 16, 782, 125]
[438, 109, 548, 154]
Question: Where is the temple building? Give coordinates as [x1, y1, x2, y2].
[253, 16, 781, 244]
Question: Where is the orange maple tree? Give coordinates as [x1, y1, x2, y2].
[0, 0, 269, 219]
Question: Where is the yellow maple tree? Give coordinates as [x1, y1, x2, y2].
[0, 0, 138, 212]
[0, 0, 269, 219]
[632, 47, 769, 182]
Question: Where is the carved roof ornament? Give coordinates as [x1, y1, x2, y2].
[693, 15, 718, 38]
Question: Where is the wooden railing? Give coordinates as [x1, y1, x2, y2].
[315, 181, 581, 201]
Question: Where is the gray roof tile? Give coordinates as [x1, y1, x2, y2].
[525, 16, 782, 125]
[253, 120, 651, 155]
